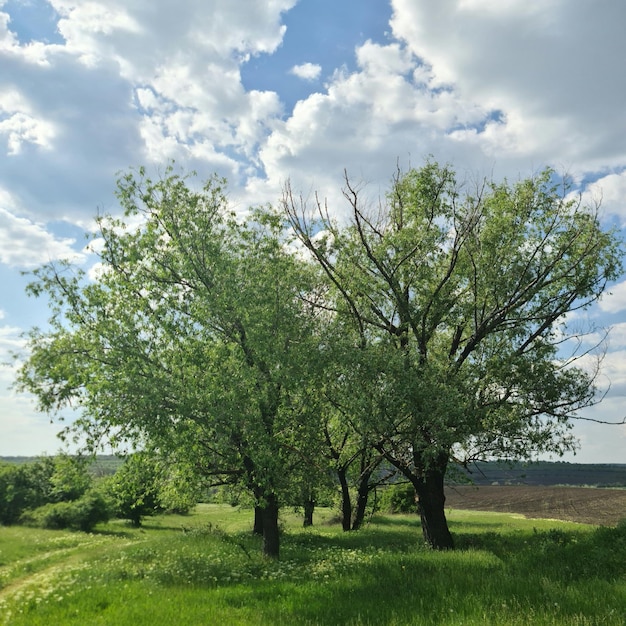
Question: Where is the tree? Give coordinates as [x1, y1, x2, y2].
[320, 406, 386, 531]
[283, 161, 622, 549]
[17, 166, 325, 557]
[107, 452, 164, 526]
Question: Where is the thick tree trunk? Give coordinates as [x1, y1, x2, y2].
[413, 453, 454, 550]
[303, 496, 315, 527]
[261, 493, 280, 558]
[253, 505, 263, 535]
[351, 468, 373, 531]
[337, 466, 352, 531]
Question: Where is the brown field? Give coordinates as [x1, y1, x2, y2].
[445, 485, 626, 526]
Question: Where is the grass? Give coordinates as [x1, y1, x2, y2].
[1, 505, 625, 625]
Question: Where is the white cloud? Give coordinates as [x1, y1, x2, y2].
[253, 38, 496, 215]
[0, 89, 56, 154]
[290, 62, 321, 81]
[388, 0, 626, 174]
[0, 0, 625, 460]
[576, 172, 626, 224]
[567, 397, 626, 463]
[0, 361, 68, 456]
[0, 208, 84, 268]
[0, 304, 74, 457]
[0, 0, 299, 223]
[606, 323, 626, 350]
[599, 280, 626, 315]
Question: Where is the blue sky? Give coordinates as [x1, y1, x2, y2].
[1, 0, 626, 462]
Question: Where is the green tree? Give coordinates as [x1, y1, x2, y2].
[0, 463, 37, 525]
[284, 162, 622, 549]
[0, 455, 94, 526]
[17, 166, 325, 557]
[107, 452, 163, 526]
[48, 454, 92, 503]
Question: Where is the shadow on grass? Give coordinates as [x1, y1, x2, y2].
[456, 523, 626, 582]
[365, 514, 421, 527]
[217, 524, 626, 625]
[285, 528, 423, 554]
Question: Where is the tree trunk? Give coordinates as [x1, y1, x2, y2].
[303, 496, 315, 527]
[413, 453, 454, 550]
[261, 493, 280, 558]
[351, 468, 373, 531]
[253, 505, 263, 535]
[337, 466, 352, 531]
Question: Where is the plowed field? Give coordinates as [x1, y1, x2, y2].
[445, 485, 626, 526]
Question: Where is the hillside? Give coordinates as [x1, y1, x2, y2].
[451, 461, 626, 487]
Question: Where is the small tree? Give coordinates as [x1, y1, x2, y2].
[107, 452, 163, 527]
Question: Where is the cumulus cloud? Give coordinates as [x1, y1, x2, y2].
[388, 0, 626, 173]
[0, 207, 84, 268]
[251, 38, 497, 215]
[290, 62, 321, 81]
[1, 0, 626, 459]
[576, 172, 626, 224]
[0, 89, 56, 154]
[0, 0, 295, 225]
[599, 280, 626, 315]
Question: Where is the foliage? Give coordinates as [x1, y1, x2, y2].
[157, 461, 204, 515]
[105, 452, 204, 525]
[284, 160, 623, 548]
[379, 482, 416, 514]
[15, 166, 328, 556]
[15, 160, 623, 554]
[106, 452, 164, 526]
[0, 462, 37, 525]
[19, 489, 110, 532]
[0, 456, 93, 526]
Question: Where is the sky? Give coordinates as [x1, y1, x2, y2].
[1, 0, 626, 462]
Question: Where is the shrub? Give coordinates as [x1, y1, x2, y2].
[21, 490, 111, 532]
[0, 456, 94, 526]
[379, 483, 416, 514]
[0, 464, 32, 525]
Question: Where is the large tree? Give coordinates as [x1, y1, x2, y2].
[283, 161, 622, 549]
[17, 166, 325, 558]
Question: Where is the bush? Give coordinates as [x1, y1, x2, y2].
[107, 453, 164, 526]
[379, 483, 416, 514]
[21, 490, 111, 532]
[0, 456, 94, 526]
[0, 464, 32, 525]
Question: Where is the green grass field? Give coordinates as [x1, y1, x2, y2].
[1, 504, 625, 625]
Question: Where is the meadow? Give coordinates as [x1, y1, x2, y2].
[1, 503, 625, 625]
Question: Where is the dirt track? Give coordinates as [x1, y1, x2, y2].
[445, 485, 626, 526]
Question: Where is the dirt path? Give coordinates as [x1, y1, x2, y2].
[0, 535, 139, 608]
